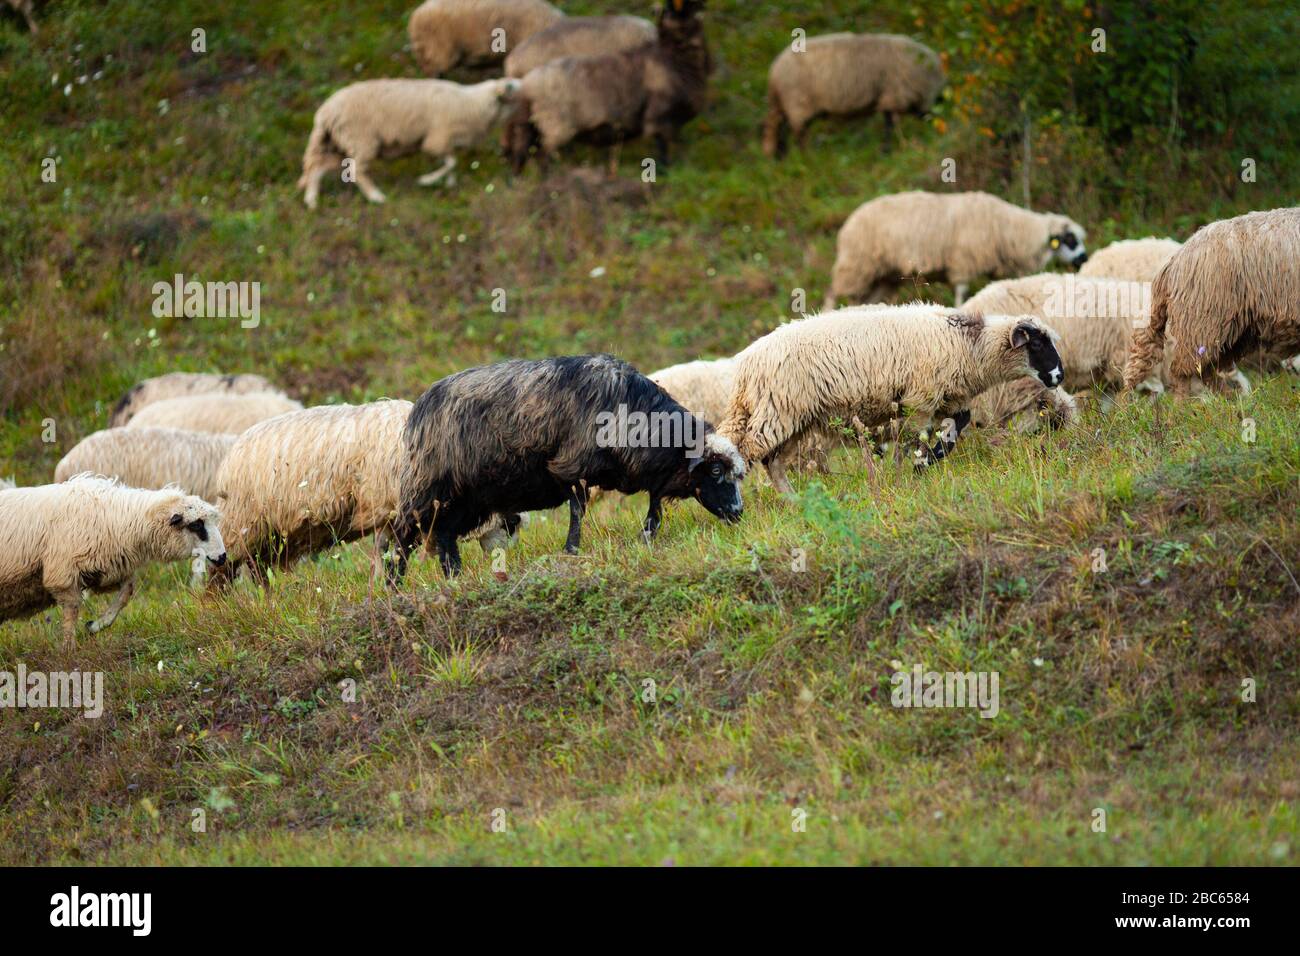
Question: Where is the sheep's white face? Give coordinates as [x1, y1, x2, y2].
[168, 497, 227, 566]
[1048, 221, 1089, 268]
[495, 78, 522, 115]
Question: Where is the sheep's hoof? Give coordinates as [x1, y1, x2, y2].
[563, 544, 579, 555]
[366, 193, 387, 205]
[85, 619, 100, 634]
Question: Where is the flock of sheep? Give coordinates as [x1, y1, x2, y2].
[4, 0, 1300, 649]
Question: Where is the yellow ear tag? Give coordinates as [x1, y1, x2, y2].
[1050, 238, 1060, 249]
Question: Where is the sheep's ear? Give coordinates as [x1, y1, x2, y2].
[169, 513, 185, 527]
[1011, 324, 1034, 349]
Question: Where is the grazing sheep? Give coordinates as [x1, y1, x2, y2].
[649, 357, 736, 425]
[5, 0, 36, 33]
[503, 0, 711, 173]
[298, 76, 521, 209]
[124, 392, 303, 435]
[388, 354, 746, 579]
[969, 379, 1078, 432]
[409, 0, 563, 76]
[824, 190, 1088, 309]
[0, 476, 225, 648]
[763, 33, 944, 158]
[966, 272, 1251, 398]
[1125, 207, 1300, 395]
[208, 401, 517, 589]
[55, 428, 236, 501]
[716, 304, 1065, 492]
[505, 15, 657, 78]
[110, 371, 281, 427]
[1079, 237, 1181, 283]
[651, 356, 836, 472]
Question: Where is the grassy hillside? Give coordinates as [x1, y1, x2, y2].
[1, 0, 1298, 865]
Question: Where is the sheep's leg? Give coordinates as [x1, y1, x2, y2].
[87, 579, 135, 634]
[764, 452, 794, 495]
[564, 485, 588, 555]
[352, 163, 387, 204]
[433, 530, 462, 577]
[417, 155, 457, 187]
[55, 590, 82, 650]
[642, 494, 664, 543]
[954, 283, 970, 307]
[1283, 355, 1300, 375]
[302, 165, 332, 210]
[882, 112, 897, 149]
[385, 515, 425, 587]
[915, 410, 972, 469]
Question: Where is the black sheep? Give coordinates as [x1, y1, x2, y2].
[388, 354, 745, 580]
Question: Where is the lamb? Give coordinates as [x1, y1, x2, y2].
[824, 190, 1088, 309]
[1079, 237, 1181, 283]
[5, 0, 36, 33]
[409, 0, 563, 76]
[124, 392, 303, 434]
[110, 371, 281, 426]
[388, 354, 746, 580]
[505, 15, 657, 78]
[54, 428, 236, 501]
[503, 0, 711, 173]
[0, 476, 225, 648]
[298, 76, 520, 209]
[1125, 207, 1300, 396]
[208, 401, 518, 588]
[715, 304, 1065, 492]
[649, 357, 736, 426]
[762, 33, 944, 158]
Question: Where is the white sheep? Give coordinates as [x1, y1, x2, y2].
[1079, 237, 1181, 283]
[299, 77, 520, 209]
[124, 392, 303, 434]
[763, 32, 944, 157]
[409, 0, 563, 76]
[505, 15, 657, 78]
[110, 371, 281, 426]
[0, 476, 226, 648]
[967, 272, 1251, 398]
[1126, 206, 1300, 395]
[716, 303, 1067, 491]
[824, 190, 1088, 309]
[209, 401, 516, 588]
[54, 428, 236, 501]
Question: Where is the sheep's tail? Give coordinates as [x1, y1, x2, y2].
[761, 87, 787, 158]
[297, 118, 334, 189]
[1123, 278, 1169, 390]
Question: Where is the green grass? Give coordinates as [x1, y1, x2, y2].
[2, 0, 1299, 865]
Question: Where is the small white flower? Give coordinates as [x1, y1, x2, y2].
[157, 661, 165, 673]
[589, 266, 606, 278]
[1032, 657, 1045, 667]
[63, 84, 72, 96]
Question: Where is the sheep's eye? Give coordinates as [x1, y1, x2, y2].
[1061, 234, 1077, 249]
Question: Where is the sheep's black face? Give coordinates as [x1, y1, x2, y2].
[689, 434, 744, 524]
[692, 456, 743, 524]
[1012, 323, 1065, 388]
[1049, 228, 1088, 268]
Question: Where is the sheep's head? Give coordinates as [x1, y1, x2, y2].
[665, 0, 706, 19]
[687, 432, 744, 524]
[1047, 217, 1088, 268]
[164, 496, 226, 567]
[1005, 317, 1064, 388]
